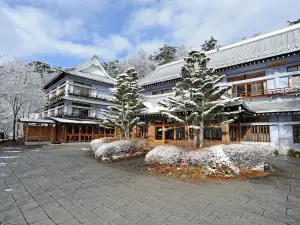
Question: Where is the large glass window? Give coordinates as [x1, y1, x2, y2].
[204, 127, 222, 140]
[165, 128, 174, 140]
[176, 127, 185, 140]
[152, 89, 173, 95]
[293, 125, 300, 144]
[287, 64, 300, 72]
[232, 82, 266, 97]
[155, 127, 163, 140]
[227, 71, 265, 82]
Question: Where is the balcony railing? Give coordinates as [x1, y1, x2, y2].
[47, 90, 65, 103]
[232, 87, 300, 98]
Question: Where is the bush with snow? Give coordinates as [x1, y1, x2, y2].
[145, 145, 183, 166]
[90, 138, 112, 153]
[95, 140, 145, 161]
[145, 144, 275, 178]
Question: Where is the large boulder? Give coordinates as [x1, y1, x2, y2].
[95, 140, 145, 161]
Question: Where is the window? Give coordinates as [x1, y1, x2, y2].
[287, 64, 300, 72]
[293, 125, 300, 144]
[232, 81, 266, 97]
[155, 127, 163, 140]
[176, 127, 185, 140]
[204, 127, 222, 140]
[241, 126, 270, 142]
[74, 81, 92, 87]
[227, 71, 265, 82]
[73, 86, 92, 97]
[165, 128, 174, 140]
[152, 89, 173, 95]
[290, 75, 300, 88]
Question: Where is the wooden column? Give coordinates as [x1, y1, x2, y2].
[162, 120, 165, 144]
[25, 123, 28, 142]
[39, 123, 41, 142]
[51, 124, 54, 142]
[79, 126, 81, 142]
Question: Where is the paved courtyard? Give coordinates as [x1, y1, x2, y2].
[0, 144, 300, 225]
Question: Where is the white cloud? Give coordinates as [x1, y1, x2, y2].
[0, 1, 132, 60]
[127, 0, 300, 48]
[1, 0, 300, 63]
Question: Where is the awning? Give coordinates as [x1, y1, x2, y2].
[19, 118, 55, 124]
[50, 117, 100, 124]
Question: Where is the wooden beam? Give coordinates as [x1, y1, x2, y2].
[51, 124, 54, 142]
[39, 123, 41, 142]
[25, 123, 28, 142]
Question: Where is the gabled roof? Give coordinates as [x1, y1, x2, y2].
[139, 24, 300, 86]
[43, 56, 115, 89]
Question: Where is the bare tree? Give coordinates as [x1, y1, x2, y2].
[0, 60, 44, 141]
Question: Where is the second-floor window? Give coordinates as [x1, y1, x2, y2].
[227, 71, 265, 83]
[287, 64, 300, 72]
[231, 81, 266, 97]
[73, 86, 92, 97]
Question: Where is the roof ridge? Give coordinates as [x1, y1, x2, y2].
[207, 24, 300, 54]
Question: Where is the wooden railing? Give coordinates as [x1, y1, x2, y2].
[232, 87, 300, 98]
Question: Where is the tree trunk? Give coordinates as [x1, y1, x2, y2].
[12, 117, 16, 141]
[199, 119, 204, 148]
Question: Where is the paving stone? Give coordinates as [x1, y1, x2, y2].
[56, 195, 81, 210]
[164, 215, 199, 225]
[241, 211, 286, 225]
[92, 205, 121, 222]
[23, 207, 48, 224]
[162, 204, 196, 221]
[69, 206, 98, 223]
[60, 218, 82, 225]
[32, 218, 56, 225]
[139, 196, 168, 209]
[115, 206, 147, 223]
[110, 217, 136, 225]
[47, 207, 74, 224]
[82, 217, 109, 225]
[76, 196, 102, 210]
[137, 204, 171, 222]
[95, 194, 125, 210]
[19, 200, 39, 212]
[137, 216, 164, 225]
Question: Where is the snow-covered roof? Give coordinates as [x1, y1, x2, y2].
[139, 24, 300, 86]
[143, 92, 175, 114]
[43, 56, 115, 89]
[50, 117, 99, 124]
[245, 99, 300, 113]
[19, 118, 55, 124]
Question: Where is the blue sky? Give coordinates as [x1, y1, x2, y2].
[1, 0, 300, 67]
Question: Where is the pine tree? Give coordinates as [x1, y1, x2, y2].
[201, 37, 218, 51]
[100, 68, 146, 139]
[102, 59, 120, 78]
[288, 19, 300, 26]
[150, 44, 177, 65]
[160, 50, 240, 148]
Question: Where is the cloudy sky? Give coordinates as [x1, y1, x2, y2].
[1, 0, 299, 67]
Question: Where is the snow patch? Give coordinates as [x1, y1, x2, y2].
[145, 145, 183, 166]
[32, 149, 40, 152]
[1, 147, 22, 150]
[0, 156, 20, 159]
[5, 189, 13, 192]
[3, 151, 21, 153]
[0, 163, 6, 166]
[81, 148, 90, 151]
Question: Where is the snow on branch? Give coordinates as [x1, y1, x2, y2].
[161, 112, 184, 123]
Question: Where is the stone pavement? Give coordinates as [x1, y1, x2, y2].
[0, 144, 300, 225]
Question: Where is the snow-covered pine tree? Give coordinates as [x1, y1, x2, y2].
[100, 68, 146, 139]
[123, 68, 147, 137]
[201, 37, 218, 51]
[160, 49, 240, 148]
[150, 44, 177, 65]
